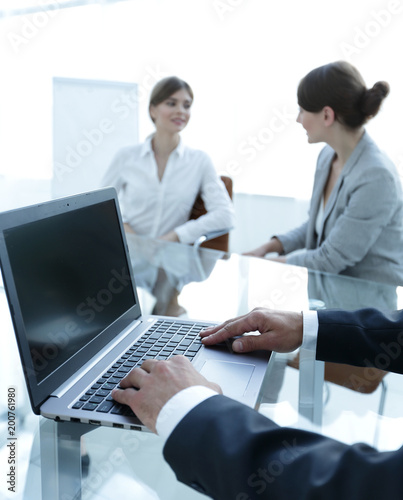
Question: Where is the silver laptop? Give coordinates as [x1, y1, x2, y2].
[0, 188, 271, 431]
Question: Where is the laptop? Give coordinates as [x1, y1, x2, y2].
[0, 187, 271, 431]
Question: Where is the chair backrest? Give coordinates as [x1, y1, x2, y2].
[189, 175, 233, 252]
[288, 353, 387, 394]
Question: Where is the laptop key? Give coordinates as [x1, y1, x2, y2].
[142, 355, 156, 360]
[159, 350, 172, 357]
[103, 382, 117, 390]
[129, 355, 142, 362]
[83, 403, 98, 411]
[124, 407, 135, 417]
[110, 404, 126, 415]
[180, 339, 192, 346]
[188, 345, 202, 352]
[96, 389, 109, 397]
[89, 396, 104, 404]
[96, 401, 115, 413]
[149, 332, 162, 340]
[117, 366, 131, 373]
[123, 361, 136, 367]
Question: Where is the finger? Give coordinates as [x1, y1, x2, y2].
[201, 317, 252, 346]
[199, 320, 232, 337]
[119, 366, 146, 388]
[140, 358, 160, 373]
[166, 354, 191, 366]
[200, 313, 250, 339]
[232, 333, 271, 353]
[112, 386, 139, 405]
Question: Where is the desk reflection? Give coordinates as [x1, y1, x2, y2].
[308, 269, 398, 311]
[126, 234, 224, 316]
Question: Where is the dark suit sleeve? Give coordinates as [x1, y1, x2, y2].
[163, 394, 403, 499]
[316, 308, 403, 374]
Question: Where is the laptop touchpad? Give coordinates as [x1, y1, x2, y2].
[200, 360, 255, 397]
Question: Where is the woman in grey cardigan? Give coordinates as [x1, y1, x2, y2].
[246, 61, 403, 286]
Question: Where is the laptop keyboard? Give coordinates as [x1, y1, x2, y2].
[71, 319, 210, 417]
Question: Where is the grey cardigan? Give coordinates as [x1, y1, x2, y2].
[277, 131, 403, 285]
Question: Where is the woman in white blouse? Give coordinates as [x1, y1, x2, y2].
[103, 77, 234, 315]
[103, 76, 235, 244]
[245, 61, 403, 286]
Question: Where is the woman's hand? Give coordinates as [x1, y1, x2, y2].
[242, 238, 284, 258]
[159, 231, 180, 242]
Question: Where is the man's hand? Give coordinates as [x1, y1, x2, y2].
[112, 356, 222, 433]
[200, 307, 303, 354]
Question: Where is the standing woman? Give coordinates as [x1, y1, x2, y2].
[246, 61, 403, 285]
[103, 76, 235, 243]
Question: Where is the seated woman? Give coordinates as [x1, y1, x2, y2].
[246, 61, 403, 286]
[103, 76, 235, 244]
[103, 76, 234, 316]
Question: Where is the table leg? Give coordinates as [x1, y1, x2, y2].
[40, 419, 95, 500]
[298, 348, 324, 427]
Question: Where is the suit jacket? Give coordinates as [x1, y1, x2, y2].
[277, 132, 403, 285]
[163, 308, 403, 499]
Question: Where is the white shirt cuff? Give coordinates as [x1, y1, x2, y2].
[302, 310, 319, 352]
[156, 386, 219, 442]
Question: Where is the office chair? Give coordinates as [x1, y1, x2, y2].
[322, 361, 387, 395]
[189, 175, 233, 253]
[324, 362, 388, 447]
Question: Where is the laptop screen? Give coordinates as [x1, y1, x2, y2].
[3, 199, 136, 384]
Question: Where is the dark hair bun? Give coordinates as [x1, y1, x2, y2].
[360, 81, 390, 119]
[298, 62, 390, 128]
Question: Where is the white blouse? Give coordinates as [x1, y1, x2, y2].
[102, 136, 235, 244]
[315, 197, 325, 237]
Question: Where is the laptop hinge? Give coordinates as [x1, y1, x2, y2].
[51, 319, 142, 399]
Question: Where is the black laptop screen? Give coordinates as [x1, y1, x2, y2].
[3, 200, 136, 384]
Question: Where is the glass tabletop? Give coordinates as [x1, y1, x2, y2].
[1, 234, 403, 499]
[125, 233, 400, 315]
[126, 233, 311, 320]
[127, 234, 403, 443]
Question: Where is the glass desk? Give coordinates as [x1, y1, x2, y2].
[1, 234, 402, 499]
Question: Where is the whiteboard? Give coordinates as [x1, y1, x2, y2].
[52, 77, 138, 198]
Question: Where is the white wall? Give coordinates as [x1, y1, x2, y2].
[0, 177, 52, 212]
[1, 0, 402, 200]
[230, 192, 309, 254]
